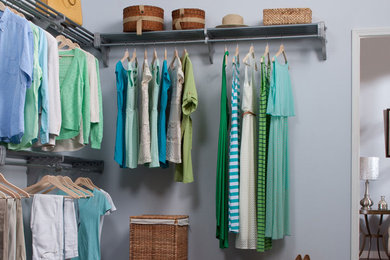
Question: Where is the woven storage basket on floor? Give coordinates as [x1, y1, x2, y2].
[263, 8, 312, 25]
[130, 215, 189, 260]
[123, 5, 164, 35]
[172, 8, 205, 30]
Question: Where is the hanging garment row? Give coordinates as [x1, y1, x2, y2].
[0, 6, 103, 152]
[216, 43, 295, 251]
[114, 48, 199, 183]
[0, 172, 116, 260]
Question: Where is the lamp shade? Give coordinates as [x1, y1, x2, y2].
[360, 157, 379, 180]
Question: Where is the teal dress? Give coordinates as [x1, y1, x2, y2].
[149, 59, 160, 168]
[158, 60, 171, 168]
[265, 58, 295, 239]
[114, 61, 128, 167]
[125, 60, 139, 169]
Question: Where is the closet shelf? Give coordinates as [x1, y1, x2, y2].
[95, 22, 327, 64]
[0, 147, 104, 174]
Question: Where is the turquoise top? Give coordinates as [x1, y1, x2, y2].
[125, 60, 139, 169]
[149, 59, 160, 168]
[158, 60, 171, 168]
[70, 189, 110, 260]
[265, 58, 295, 240]
[114, 61, 127, 167]
[37, 27, 49, 144]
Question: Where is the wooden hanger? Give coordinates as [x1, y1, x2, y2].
[0, 183, 20, 199]
[261, 44, 270, 63]
[144, 49, 148, 60]
[272, 44, 288, 63]
[243, 45, 255, 65]
[121, 49, 130, 64]
[59, 38, 76, 50]
[84, 177, 100, 190]
[42, 176, 86, 197]
[164, 48, 167, 61]
[232, 44, 239, 63]
[0, 173, 30, 198]
[25, 175, 80, 199]
[170, 47, 180, 67]
[75, 177, 95, 190]
[181, 48, 188, 60]
[152, 48, 158, 64]
[0, 190, 7, 199]
[0, 2, 6, 12]
[130, 49, 137, 63]
[64, 176, 94, 196]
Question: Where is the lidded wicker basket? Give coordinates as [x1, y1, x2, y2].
[130, 215, 189, 260]
[172, 8, 205, 30]
[123, 5, 164, 35]
[263, 8, 312, 25]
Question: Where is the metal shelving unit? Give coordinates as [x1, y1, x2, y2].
[95, 22, 327, 64]
[0, 0, 96, 47]
[0, 146, 104, 173]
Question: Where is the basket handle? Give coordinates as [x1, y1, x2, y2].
[68, 0, 76, 6]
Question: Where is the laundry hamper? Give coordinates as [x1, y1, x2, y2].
[130, 215, 189, 260]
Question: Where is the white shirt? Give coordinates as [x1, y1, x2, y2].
[44, 31, 61, 144]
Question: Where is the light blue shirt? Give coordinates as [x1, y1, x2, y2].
[37, 27, 49, 144]
[0, 8, 34, 143]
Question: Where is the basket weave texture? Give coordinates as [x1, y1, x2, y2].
[123, 5, 164, 33]
[263, 8, 312, 25]
[172, 8, 205, 30]
[130, 215, 189, 260]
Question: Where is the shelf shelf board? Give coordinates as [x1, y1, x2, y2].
[96, 22, 327, 64]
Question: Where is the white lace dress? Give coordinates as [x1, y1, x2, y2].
[138, 59, 152, 164]
[166, 57, 184, 163]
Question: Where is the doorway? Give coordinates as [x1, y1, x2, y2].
[352, 28, 390, 260]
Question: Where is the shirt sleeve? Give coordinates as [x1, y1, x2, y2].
[80, 50, 91, 144]
[100, 191, 112, 216]
[182, 56, 198, 116]
[20, 23, 34, 89]
[38, 28, 50, 144]
[91, 58, 103, 149]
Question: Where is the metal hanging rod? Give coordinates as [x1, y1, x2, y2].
[0, 146, 104, 174]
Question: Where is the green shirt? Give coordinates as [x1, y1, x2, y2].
[57, 48, 90, 142]
[8, 23, 41, 150]
[174, 53, 198, 183]
[216, 51, 229, 249]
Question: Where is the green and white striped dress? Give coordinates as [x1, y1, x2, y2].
[257, 58, 272, 251]
[228, 56, 240, 233]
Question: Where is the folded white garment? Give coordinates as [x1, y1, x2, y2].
[31, 194, 64, 260]
[64, 198, 78, 259]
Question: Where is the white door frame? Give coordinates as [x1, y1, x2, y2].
[351, 27, 390, 260]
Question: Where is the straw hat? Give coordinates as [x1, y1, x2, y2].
[216, 14, 247, 28]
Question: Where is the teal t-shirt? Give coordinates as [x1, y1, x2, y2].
[73, 189, 111, 260]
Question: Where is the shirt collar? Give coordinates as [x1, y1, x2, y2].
[0, 8, 11, 31]
[0, 7, 11, 22]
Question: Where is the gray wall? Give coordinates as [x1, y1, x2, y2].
[6, 0, 390, 259]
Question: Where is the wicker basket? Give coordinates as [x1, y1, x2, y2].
[123, 5, 164, 35]
[263, 8, 312, 25]
[172, 8, 205, 30]
[130, 215, 189, 260]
